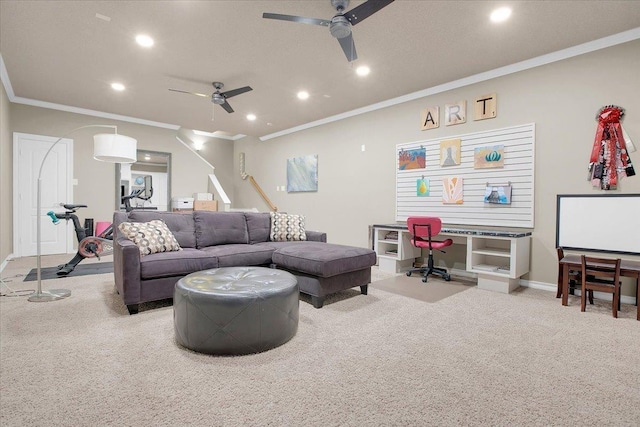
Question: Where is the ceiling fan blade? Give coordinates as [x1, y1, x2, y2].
[338, 33, 357, 62]
[220, 101, 234, 114]
[345, 0, 394, 26]
[168, 88, 209, 98]
[262, 13, 330, 27]
[222, 86, 253, 99]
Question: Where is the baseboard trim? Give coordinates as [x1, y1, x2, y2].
[519, 278, 637, 305]
[0, 253, 15, 273]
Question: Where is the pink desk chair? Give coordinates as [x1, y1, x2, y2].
[406, 217, 453, 283]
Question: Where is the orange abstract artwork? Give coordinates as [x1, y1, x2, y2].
[442, 177, 463, 204]
[398, 148, 426, 170]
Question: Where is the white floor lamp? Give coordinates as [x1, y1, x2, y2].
[28, 125, 137, 302]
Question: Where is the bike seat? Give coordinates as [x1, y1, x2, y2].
[63, 204, 87, 210]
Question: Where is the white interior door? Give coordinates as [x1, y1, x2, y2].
[13, 132, 73, 257]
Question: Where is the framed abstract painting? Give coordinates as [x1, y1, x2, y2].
[287, 154, 318, 192]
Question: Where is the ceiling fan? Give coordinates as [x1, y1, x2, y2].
[263, 0, 394, 62]
[168, 82, 252, 113]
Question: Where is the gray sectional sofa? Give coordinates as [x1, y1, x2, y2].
[113, 210, 376, 314]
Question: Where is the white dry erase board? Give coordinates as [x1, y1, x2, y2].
[396, 123, 535, 227]
[556, 194, 640, 255]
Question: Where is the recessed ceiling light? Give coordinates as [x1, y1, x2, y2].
[356, 66, 370, 77]
[144, 155, 151, 160]
[297, 91, 310, 100]
[111, 82, 125, 91]
[490, 7, 512, 23]
[267, 122, 273, 126]
[246, 114, 257, 121]
[135, 34, 154, 47]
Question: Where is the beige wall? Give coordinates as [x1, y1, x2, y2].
[8, 104, 214, 241]
[0, 82, 11, 263]
[196, 137, 235, 203]
[3, 39, 639, 294]
[234, 39, 640, 292]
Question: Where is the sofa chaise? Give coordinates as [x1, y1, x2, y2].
[113, 210, 376, 314]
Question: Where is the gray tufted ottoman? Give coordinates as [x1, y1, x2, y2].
[173, 266, 299, 355]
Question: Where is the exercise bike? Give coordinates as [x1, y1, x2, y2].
[48, 177, 153, 276]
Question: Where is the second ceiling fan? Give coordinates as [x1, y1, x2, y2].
[169, 82, 252, 114]
[263, 0, 394, 62]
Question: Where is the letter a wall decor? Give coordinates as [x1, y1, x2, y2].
[420, 107, 439, 130]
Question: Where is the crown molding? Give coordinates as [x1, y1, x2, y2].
[0, 53, 16, 99]
[4, 26, 640, 141]
[1, 52, 180, 130]
[193, 129, 246, 141]
[2, 53, 248, 138]
[259, 26, 640, 141]
[12, 95, 180, 130]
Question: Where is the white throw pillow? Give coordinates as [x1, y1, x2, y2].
[269, 212, 307, 242]
[118, 219, 182, 256]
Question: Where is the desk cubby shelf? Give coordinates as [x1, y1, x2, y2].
[468, 236, 530, 285]
[374, 231, 420, 273]
[372, 225, 531, 293]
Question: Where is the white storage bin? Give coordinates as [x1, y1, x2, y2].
[171, 197, 194, 211]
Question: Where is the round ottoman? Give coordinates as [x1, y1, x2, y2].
[173, 266, 299, 355]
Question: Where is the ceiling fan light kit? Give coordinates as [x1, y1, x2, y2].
[329, 15, 351, 39]
[263, 0, 395, 62]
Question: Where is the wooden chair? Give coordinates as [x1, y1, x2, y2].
[580, 255, 621, 318]
[556, 247, 593, 304]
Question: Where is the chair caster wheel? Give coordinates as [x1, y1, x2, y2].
[422, 277, 427, 283]
[444, 274, 451, 281]
[406, 272, 411, 277]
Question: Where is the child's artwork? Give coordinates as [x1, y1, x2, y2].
[484, 184, 512, 204]
[442, 177, 463, 204]
[398, 148, 426, 170]
[417, 178, 430, 197]
[474, 145, 504, 169]
[440, 139, 461, 167]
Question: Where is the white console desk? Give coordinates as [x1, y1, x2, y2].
[372, 224, 532, 294]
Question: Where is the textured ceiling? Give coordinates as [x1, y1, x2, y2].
[2, 1, 640, 138]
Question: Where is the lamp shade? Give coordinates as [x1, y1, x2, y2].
[93, 133, 137, 163]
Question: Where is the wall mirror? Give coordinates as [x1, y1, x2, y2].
[115, 150, 171, 211]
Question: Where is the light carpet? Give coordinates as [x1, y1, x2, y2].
[1, 255, 639, 426]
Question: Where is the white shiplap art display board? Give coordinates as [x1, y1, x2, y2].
[396, 123, 535, 228]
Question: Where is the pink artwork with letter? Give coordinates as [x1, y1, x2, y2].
[442, 177, 463, 204]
